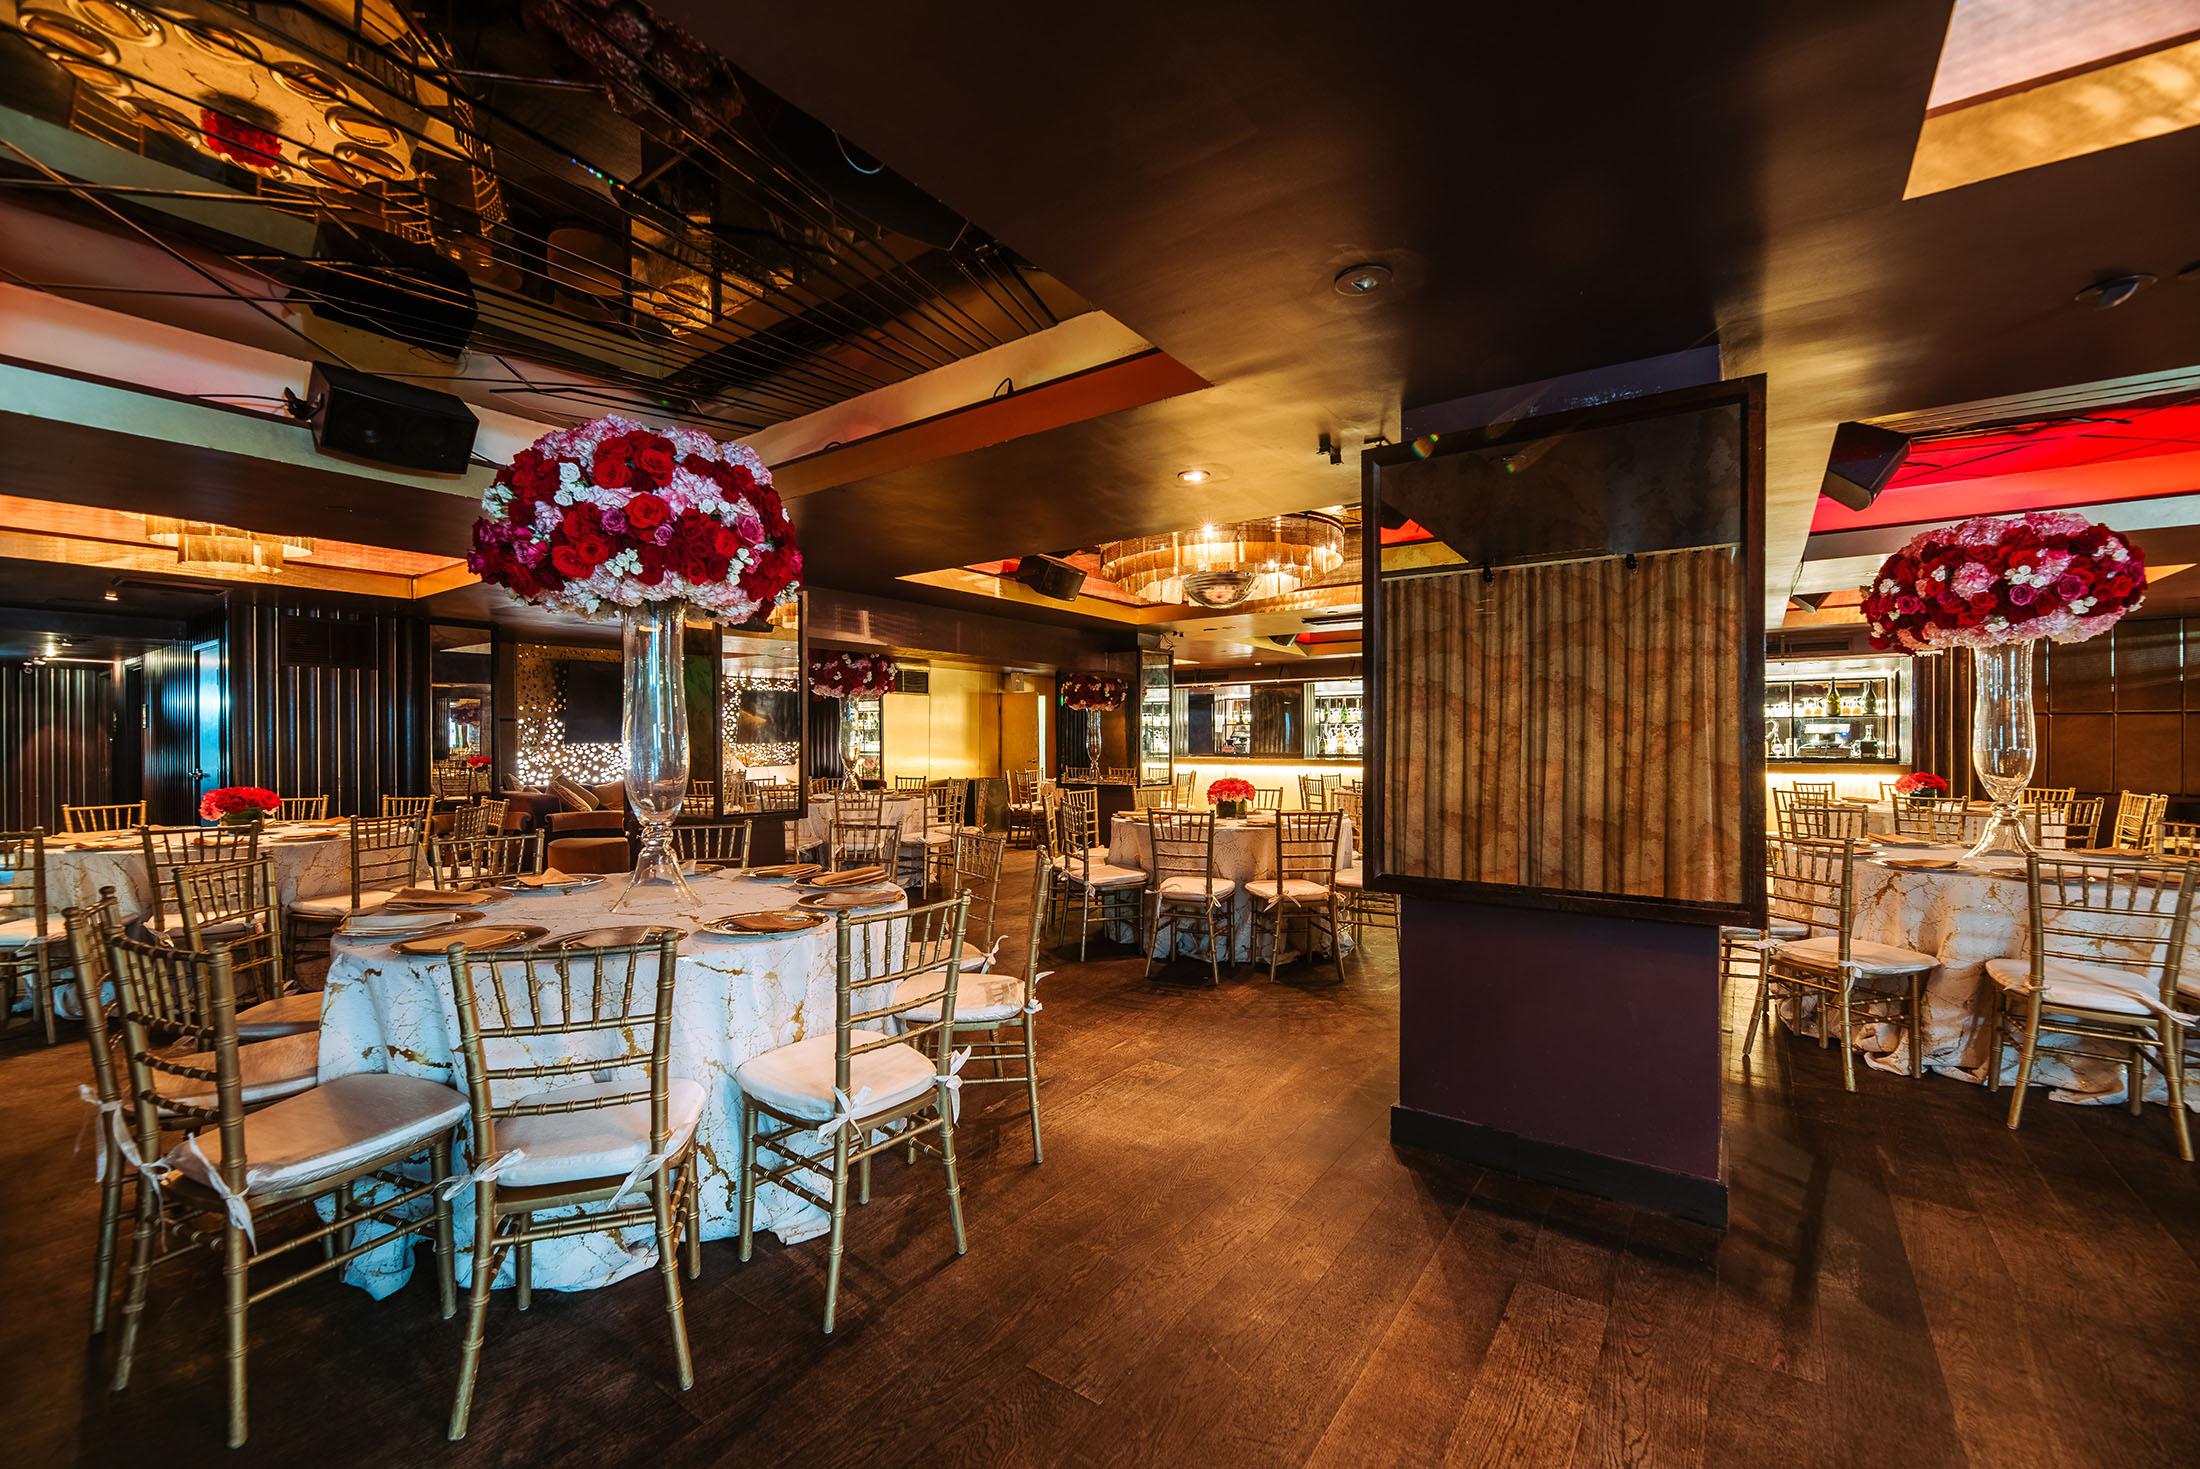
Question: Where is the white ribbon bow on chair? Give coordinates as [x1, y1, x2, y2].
[1023, 970, 1053, 1016]
[963, 935, 1008, 972]
[75, 1083, 123, 1182]
[818, 1085, 874, 1144]
[933, 1047, 973, 1121]
[182, 1132, 256, 1251]
[610, 1147, 673, 1208]
[439, 1147, 528, 1201]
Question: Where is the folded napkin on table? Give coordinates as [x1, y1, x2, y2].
[385, 887, 477, 908]
[812, 865, 887, 888]
[341, 910, 462, 935]
[511, 868, 582, 889]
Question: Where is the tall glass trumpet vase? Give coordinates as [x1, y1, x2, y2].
[611, 602, 694, 911]
[1085, 710, 1103, 770]
[1965, 639, 2038, 861]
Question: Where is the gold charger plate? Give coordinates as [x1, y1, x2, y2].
[699, 910, 827, 938]
[539, 924, 686, 949]
[738, 863, 822, 882]
[391, 923, 548, 955]
[796, 888, 903, 912]
[338, 910, 484, 940]
[1878, 857, 1959, 872]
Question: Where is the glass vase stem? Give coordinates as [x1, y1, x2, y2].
[610, 602, 693, 911]
[1965, 640, 2037, 860]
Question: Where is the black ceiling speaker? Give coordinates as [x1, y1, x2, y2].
[1821, 421, 1912, 512]
[301, 363, 479, 474]
[1013, 553, 1087, 602]
[298, 222, 478, 358]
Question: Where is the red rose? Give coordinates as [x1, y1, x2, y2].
[592, 443, 634, 489]
[634, 436, 677, 486]
[550, 542, 594, 578]
[625, 493, 669, 531]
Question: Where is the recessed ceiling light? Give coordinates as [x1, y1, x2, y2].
[103, 589, 119, 602]
[1333, 263, 1393, 298]
[1176, 468, 1211, 485]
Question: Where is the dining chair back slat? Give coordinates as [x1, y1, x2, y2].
[671, 822, 753, 866]
[429, 831, 542, 890]
[274, 795, 328, 822]
[173, 857, 287, 1009]
[64, 802, 145, 833]
[831, 821, 901, 872]
[2112, 791, 2169, 852]
[141, 825, 260, 932]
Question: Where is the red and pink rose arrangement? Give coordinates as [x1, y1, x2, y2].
[1060, 673, 1128, 711]
[1206, 777, 1256, 805]
[468, 415, 801, 620]
[1862, 512, 2145, 652]
[809, 652, 896, 698]
[199, 786, 280, 825]
[1892, 772, 1948, 802]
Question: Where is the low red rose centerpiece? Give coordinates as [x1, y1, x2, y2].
[466, 754, 492, 770]
[469, 414, 803, 910]
[200, 786, 280, 827]
[1862, 512, 2144, 859]
[1891, 771, 1948, 806]
[1207, 777, 1256, 820]
[808, 652, 896, 698]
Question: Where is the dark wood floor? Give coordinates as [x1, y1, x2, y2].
[5, 867, 2199, 1467]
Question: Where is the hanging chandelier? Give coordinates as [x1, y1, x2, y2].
[142, 517, 314, 575]
[1096, 513, 1346, 609]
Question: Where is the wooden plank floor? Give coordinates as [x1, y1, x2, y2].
[4, 866, 2198, 1467]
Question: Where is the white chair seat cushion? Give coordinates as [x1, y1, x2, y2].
[1772, 935, 1935, 976]
[918, 829, 957, 847]
[1053, 859, 1146, 888]
[1985, 956, 2159, 1016]
[288, 889, 400, 919]
[910, 939, 992, 971]
[734, 1029, 937, 1123]
[1156, 874, 1236, 900]
[495, 1077, 705, 1189]
[166, 1073, 467, 1197]
[1244, 877, 1334, 903]
[1721, 921, 1809, 942]
[0, 915, 52, 945]
[894, 972, 1027, 1025]
[1334, 866, 1364, 891]
[154, 1028, 321, 1109]
[236, 990, 322, 1040]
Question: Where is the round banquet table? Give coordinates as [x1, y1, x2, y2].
[38, 823, 354, 918]
[317, 868, 908, 1297]
[795, 793, 924, 852]
[1786, 844, 2196, 1109]
[1105, 811, 1355, 962]
[1852, 800, 2084, 845]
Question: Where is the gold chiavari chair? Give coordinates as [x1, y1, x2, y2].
[945, 831, 1008, 955]
[757, 781, 803, 859]
[811, 775, 848, 796]
[63, 892, 130, 1334]
[1007, 767, 1042, 847]
[429, 831, 543, 890]
[274, 795, 328, 822]
[1173, 771, 1195, 807]
[685, 778, 716, 815]
[1298, 773, 1327, 810]
[1144, 810, 1235, 987]
[2038, 795, 2104, 850]
[140, 823, 260, 937]
[1131, 782, 1175, 813]
[1986, 853, 2195, 1160]
[911, 779, 971, 892]
[173, 857, 321, 1039]
[1041, 796, 1144, 961]
[432, 760, 474, 800]
[1790, 779, 1836, 804]
[837, 786, 888, 828]
[1, 829, 62, 1044]
[893, 774, 929, 791]
[721, 775, 756, 813]
[1887, 797, 1968, 844]
[2020, 786, 2076, 808]
[1101, 765, 1135, 785]
[1793, 800, 1874, 842]
[1334, 785, 1365, 832]
[1250, 786, 1285, 814]
[1058, 786, 1103, 862]
[284, 815, 422, 959]
[104, 932, 463, 1446]
[671, 821, 753, 867]
[1334, 861, 1400, 960]
[1750, 836, 1936, 1089]
[735, 895, 973, 1331]
[381, 793, 436, 821]
[1248, 810, 1345, 983]
[449, 802, 490, 840]
[444, 933, 700, 1438]
[2110, 791, 2169, 852]
[894, 854, 1048, 1160]
[63, 801, 145, 833]
[1058, 763, 1095, 784]
[1320, 772, 1346, 809]
[2156, 820, 2200, 858]
[830, 820, 902, 873]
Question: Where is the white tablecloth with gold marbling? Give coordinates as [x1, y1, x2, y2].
[794, 793, 924, 852]
[1791, 845, 2193, 1109]
[318, 869, 906, 1296]
[1105, 811, 1355, 962]
[39, 824, 354, 917]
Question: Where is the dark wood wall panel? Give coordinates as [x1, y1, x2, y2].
[0, 663, 114, 832]
[225, 602, 430, 816]
[140, 643, 198, 824]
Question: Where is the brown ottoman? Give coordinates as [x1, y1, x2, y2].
[544, 835, 631, 874]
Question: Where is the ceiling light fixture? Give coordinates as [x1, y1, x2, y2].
[1097, 513, 1346, 610]
[1175, 467, 1211, 484]
[142, 516, 314, 575]
[1332, 263, 1393, 297]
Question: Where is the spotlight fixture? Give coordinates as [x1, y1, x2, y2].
[1176, 468, 1211, 485]
[103, 588, 119, 602]
[1333, 263, 1393, 298]
[2074, 273, 2155, 309]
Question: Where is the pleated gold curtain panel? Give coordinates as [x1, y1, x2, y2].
[1380, 546, 1743, 906]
